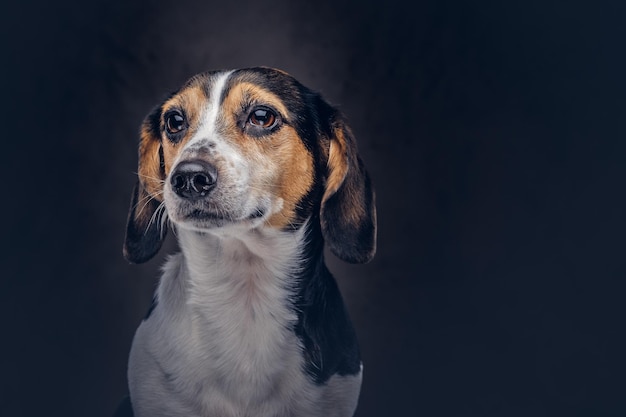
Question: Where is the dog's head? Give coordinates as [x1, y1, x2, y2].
[123, 68, 376, 264]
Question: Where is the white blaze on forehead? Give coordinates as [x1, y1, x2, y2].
[186, 70, 233, 149]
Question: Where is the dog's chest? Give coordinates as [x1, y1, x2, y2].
[130, 232, 326, 415]
[182, 251, 304, 397]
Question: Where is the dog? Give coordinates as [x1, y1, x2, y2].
[122, 67, 376, 417]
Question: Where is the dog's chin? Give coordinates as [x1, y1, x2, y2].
[171, 207, 267, 232]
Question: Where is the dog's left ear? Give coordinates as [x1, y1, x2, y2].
[123, 180, 167, 264]
[320, 106, 377, 264]
[123, 106, 168, 264]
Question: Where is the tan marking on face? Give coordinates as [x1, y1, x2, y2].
[264, 130, 315, 228]
[138, 84, 208, 199]
[160, 85, 208, 175]
[220, 82, 314, 228]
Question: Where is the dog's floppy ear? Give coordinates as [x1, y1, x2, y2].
[123, 107, 167, 264]
[320, 105, 377, 264]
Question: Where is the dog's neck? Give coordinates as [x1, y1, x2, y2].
[177, 224, 307, 281]
[172, 223, 314, 323]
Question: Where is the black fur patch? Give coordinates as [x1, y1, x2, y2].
[146, 104, 163, 138]
[321, 163, 376, 264]
[123, 182, 167, 264]
[292, 219, 362, 384]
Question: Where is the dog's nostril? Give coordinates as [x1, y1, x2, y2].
[191, 173, 214, 194]
[172, 174, 187, 191]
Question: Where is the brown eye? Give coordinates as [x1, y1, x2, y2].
[248, 108, 277, 128]
[165, 111, 186, 134]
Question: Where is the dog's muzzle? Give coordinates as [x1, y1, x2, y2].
[170, 160, 218, 201]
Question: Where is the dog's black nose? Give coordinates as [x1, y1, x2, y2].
[170, 160, 218, 200]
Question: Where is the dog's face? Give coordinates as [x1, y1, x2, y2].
[124, 67, 376, 264]
[150, 70, 318, 232]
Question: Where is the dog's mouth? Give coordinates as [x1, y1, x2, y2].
[187, 209, 224, 220]
[181, 207, 266, 224]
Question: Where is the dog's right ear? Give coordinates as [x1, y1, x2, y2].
[319, 102, 377, 264]
[123, 107, 167, 264]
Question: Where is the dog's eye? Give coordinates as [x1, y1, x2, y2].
[165, 111, 187, 134]
[248, 108, 277, 129]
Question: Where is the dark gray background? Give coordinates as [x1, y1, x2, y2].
[2, 0, 625, 416]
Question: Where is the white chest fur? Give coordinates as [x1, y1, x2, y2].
[128, 226, 362, 417]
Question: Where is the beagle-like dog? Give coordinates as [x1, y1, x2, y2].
[123, 67, 376, 417]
